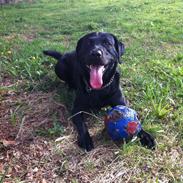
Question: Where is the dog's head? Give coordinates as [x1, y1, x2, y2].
[76, 32, 125, 89]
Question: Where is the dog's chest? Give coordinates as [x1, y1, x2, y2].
[85, 90, 112, 109]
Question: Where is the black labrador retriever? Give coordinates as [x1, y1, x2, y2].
[44, 32, 155, 151]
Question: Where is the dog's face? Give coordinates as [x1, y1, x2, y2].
[76, 32, 125, 89]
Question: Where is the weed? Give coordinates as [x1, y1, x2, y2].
[35, 120, 64, 138]
[84, 160, 95, 172]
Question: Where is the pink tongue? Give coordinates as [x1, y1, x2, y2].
[90, 66, 104, 89]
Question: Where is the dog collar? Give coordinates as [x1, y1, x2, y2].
[83, 73, 116, 92]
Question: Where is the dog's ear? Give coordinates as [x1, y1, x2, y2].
[76, 36, 85, 56]
[117, 42, 125, 57]
[111, 34, 125, 63]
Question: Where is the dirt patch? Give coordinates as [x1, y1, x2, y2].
[0, 0, 15, 4]
[0, 84, 70, 182]
[0, 0, 33, 5]
[22, 32, 37, 42]
[0, 138, 60, 182]
[1, 89, 68, 139]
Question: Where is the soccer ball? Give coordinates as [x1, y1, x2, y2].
[104, 105, 142, 141]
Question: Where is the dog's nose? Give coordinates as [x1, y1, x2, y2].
[91, 49, 102, 57]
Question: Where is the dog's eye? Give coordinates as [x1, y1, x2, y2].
[103, 40, 112, 46]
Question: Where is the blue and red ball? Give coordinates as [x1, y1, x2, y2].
[104, 105, 142, 141]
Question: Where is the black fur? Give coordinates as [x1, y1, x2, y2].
[44, 32, 155, 151]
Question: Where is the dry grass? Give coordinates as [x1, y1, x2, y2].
[0, 89, 67, 140]
[54, 131, 183, 183]
[0, 87, 68, 182]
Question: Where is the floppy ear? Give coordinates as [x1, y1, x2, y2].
[111, 34, 125, 63]
[76, 37, 83, 55]
[118, 42, 125, 58]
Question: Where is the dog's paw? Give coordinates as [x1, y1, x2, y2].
[78, 132, 94, 151]
[138, 129, 156, 150]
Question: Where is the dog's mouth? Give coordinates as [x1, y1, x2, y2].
[86, 65, 107, 89]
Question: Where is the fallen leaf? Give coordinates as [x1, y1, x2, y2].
[5, 174, 12, 178]
[55, 136, 70, 142]
[33, 167, 38, 173]
[42, 178, 47, 183]
[0, 163, 4, 172]
[2, 140, 16, 147]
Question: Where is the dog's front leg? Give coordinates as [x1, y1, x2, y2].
[71, 107, 94, 151]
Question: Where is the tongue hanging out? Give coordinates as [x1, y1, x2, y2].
[90, 65, 105, 89]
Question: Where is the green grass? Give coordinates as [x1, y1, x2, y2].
[35, 120, 64, 137]
[0, 0, 183, 182]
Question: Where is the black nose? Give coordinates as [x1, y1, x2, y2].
[91, 49, 102, 57]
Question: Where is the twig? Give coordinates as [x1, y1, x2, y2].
[53, 101, 67, 110]
[32, 118, 49, 128]
[67, 111, 102, 121]
[15, 116, 26, 141]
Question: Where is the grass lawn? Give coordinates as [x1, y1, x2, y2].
[0, 0, 183, 182]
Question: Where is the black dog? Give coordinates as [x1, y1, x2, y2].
[44, 32, 155, 151]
